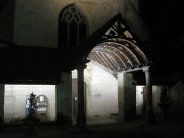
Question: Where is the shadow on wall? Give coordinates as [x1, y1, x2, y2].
[56, 113, 72, 125]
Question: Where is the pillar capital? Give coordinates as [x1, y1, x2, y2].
[143, 66, 155, 123]
[142, 66, 150, 72]
[76, 58, 89, 70]
[76, 64, 87, 70]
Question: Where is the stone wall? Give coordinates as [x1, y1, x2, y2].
[169, 81, 184, 115]
[136, 86, 144, 115]
[86, 62, 118, 122]
[13, 0, 143, 48]
[72, 62, 118, 124]
[136, 85, 163, 116]
[152, 86, 162, 115]
[0, 0, 15, 43]
[118, 73, 136, 120]
[0, 84, 4, 122]
[4, 85, 56, 122]
[56, 72, 72, 124]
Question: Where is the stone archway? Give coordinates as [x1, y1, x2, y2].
[75, 13, 155, 128]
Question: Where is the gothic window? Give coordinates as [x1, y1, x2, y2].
[58, 4, 87, 48]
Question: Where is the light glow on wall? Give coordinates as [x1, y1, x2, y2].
[4, 85, 56, 122]
[72, 62, 118, 124]
[136, 86, 144, 115]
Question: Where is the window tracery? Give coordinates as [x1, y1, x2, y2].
[59, 4, 87, 48]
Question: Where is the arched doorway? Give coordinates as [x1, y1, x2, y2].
[85, 14, 150, 121]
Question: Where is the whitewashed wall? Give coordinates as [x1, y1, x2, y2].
[88, 63, 118, 120]
[136, 85, 162, 115]
[72, 62, 118, 124]
[136, 86, 144, 115]
[4, 85, 56, 122]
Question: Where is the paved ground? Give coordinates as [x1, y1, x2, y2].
[0, 115, 184, 138]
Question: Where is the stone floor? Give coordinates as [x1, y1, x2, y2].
[0, 115, 184, 138]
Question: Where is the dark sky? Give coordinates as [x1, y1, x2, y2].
[139, 0, 184, 81]
[140, 0, 184, 39]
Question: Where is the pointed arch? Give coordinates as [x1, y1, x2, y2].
[58, 4, 88, 48]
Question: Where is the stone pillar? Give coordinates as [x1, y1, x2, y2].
[118, 72, 124, 121]
[0, 84, 4, 133]
[0, 84, 4, 122]
[56, 72, 72, 125]
[143, 67, 155, 123]
[118, 72, 136, 121]
[76, 64, 87, 129]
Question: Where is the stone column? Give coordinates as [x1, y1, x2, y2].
[76, 64, 86, 129]
[56, 72, 72, 125]
[0, 84, 4, 122]
[0, 84, 4, 133]
[118, 72, 124, 121]
[143, 67, 155, 123]
[118, 72, 136, 121]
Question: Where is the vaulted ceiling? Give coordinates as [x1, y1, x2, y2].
[88, 16, 150, 73]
